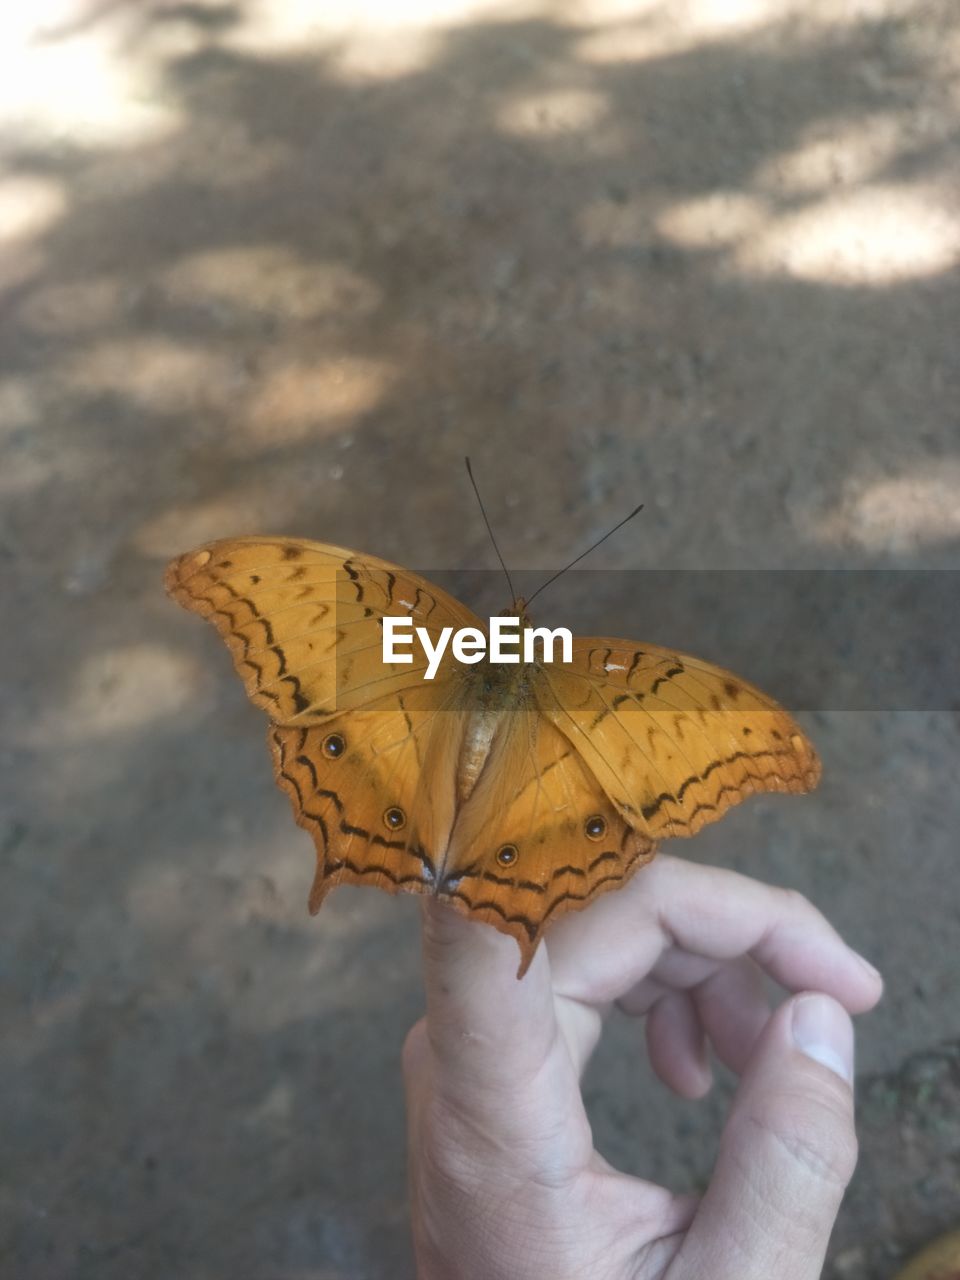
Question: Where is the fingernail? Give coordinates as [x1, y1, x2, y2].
[791, 994, 854, 1085]
[854, 951, 883, 985]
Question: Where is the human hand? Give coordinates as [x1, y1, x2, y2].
[402, 855, 883, 1280]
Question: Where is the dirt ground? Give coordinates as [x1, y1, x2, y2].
[2, 1, 959, 1277]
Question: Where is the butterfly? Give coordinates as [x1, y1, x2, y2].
[165, 537, 820, 976]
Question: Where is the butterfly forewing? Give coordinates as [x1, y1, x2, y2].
[537, 638, 820, 841]
[165, 537, 482, 722]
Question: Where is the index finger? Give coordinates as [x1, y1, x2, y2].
[546, 855, 883, 1011]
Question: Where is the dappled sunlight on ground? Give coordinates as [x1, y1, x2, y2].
[0, 5, 182, 145]
[657, 182, 960, 284]
[496, 85, 611, 137]
[32, 641, 205, 741]
[0, 173, 67, 241]
[653, 190, 768, 249]
[0, 5, 956, 554]
[65, 335, 238, 411]
[756, 114, 914, 194]
[243, 354, 397, 441]
[811, 464, 960, 555]
[736, 183, 960, 283]
[163, 249, 384, 322]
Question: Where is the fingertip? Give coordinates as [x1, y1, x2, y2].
[646, 992, 714, 1100]
[421, 895, 473, 948]
[829, 947, 883, 1016]
[422, 896, 468, 957]
[648, 1030, 712, 1099]
[851, 949, 884, 1000]
[662, 1031, 714, 1102]
[790, 992, 855, 1086]
[421, 897, 535, 984]
[679, 1058, 714, 1101]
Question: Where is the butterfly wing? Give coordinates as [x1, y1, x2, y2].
[166, 537, 477, 904]
[270, 684, 465, 912]
[167, 539, 821, 970]
[165, 537, 482, 722]
[441, 709, 656, 975]
[537, 638, 820, 841]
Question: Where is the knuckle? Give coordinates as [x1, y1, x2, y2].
[769, 1115, 858, 1190]
[745, 1087, 859, 1191]
[779, 886, 815, 919]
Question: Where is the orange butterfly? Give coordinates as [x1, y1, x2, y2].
[165, 537, 819, 975]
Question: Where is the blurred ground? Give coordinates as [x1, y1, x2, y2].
[1, 1, 959, 1277]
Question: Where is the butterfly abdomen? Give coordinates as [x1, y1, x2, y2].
[456, 707, 501, 805]
[454, 662, 540, 804]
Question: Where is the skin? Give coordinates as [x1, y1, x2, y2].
[402, 855, 883, 1280]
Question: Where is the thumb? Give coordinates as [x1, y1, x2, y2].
[419, 899, 557, 1093]
[415, 901, 599, 1178]
[674, 993, 858, 1280]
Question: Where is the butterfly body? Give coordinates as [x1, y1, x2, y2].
[166, 537, 820, 975]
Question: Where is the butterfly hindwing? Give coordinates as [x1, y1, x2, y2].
[270, 685, 464, 908]
[441, 710, 656, 974]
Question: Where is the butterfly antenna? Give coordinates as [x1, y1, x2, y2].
[464, 457, 518, 602]
[524, 502, 644, 609]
